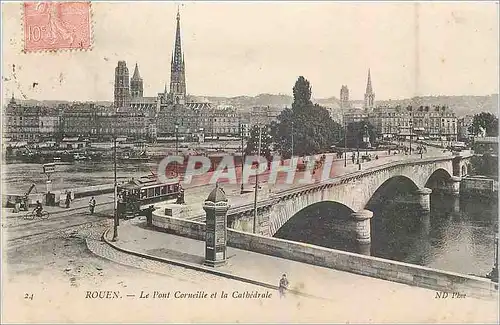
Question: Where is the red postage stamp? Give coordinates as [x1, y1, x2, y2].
[23, 2, 92, 52]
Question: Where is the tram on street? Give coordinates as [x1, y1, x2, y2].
[117, 174, 181, 216]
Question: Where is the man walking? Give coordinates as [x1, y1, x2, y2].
[279, 273, 289, 298]
[65, 191, 71, 208]
[89, 196, 96, 215]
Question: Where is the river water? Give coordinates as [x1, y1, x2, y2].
[275, 194, 498, 277]
[3, 161, 157, 194]
[371, 194, 498, 276]
[3, 161, 498, 276]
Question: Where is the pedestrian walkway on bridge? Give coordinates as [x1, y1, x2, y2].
[92, 219, 498, 323]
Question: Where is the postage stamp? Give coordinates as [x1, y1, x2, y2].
[23, 1, 92, 52]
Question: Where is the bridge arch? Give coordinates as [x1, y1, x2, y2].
[364, 175, 420, 209]
[424, 168, 453, 191]
[273, 201, 356, 251]
[264, 160, 458, 237]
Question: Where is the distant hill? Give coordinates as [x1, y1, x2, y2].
[8, 94, 498, 117]
[193, 93, 342, 110]
[14, 99, 114, 108]
[191, 93, 294, 109]
[313, 97, 341, 109]
[376, 95, 498, 117]
[194, 94, 499, 117]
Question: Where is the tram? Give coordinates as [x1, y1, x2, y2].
[117, 174, 181, 216]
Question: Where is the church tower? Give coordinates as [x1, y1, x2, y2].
[340, 85, 350, 109]
[364, 69, 375, 111]
[114, 61, 130, 109]
[169, 8, 186, 105]
[130, 63, 144, 98]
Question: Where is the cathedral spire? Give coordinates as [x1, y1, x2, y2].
[168, 6, 186, 104]
[172, 6, 183, 71]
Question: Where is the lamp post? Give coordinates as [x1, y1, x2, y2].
[253, 125, 262, 234]
[356, 126, 360, 170]
[344, 119, 347, 167]
[489, 234, 499, 283]
[291, 120, 294, 159]
[397, 123, 400, 147]
[364, 124, 369, 156]
[409, 118, 413, 154]
[175, 123, 179, 176]
[240, 123, 245, 194]
[112, 135, 118, 241]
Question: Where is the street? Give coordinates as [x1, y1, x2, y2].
[2, 219, 331, 323]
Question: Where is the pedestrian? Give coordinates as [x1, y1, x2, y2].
[89, 196, 96, 215]
[279, 273, 289, 298]
[351, 154, 355, 164]
[65, 191, 71, 208]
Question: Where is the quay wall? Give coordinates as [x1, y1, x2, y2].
[3, 184, 114, 207]
[152, 212, 498, 299]
[461, 176, 498, 198]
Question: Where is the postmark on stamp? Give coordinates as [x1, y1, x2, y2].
[23, 1, 92, 52]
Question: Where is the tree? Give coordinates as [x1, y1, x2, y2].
[292, 76, 312, 109]
[468, 112, 498, 137]
[272, 76, 343, 158]
[244, 125, 273, 159]
[344, 121, 377, 148]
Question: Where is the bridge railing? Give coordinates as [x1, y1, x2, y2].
[264, 153, 458, 198]
[190, 153, 465, 220]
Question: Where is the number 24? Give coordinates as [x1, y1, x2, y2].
[24, 293, 33, 300]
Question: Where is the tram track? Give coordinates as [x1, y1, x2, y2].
[5, 219, 111, 250]
[5, 209, 111, 243]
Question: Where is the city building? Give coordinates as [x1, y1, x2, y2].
[363, 69, 375, 111]
[249, 106, 282, 127]
[458, 115, 474, 141]
[343, 109, 368, 126]
[368, 105, 457, 141]
[3, 96, 63, 142]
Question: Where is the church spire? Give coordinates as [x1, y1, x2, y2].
[132, 63, 141, 80]
[364, 68, 375, 111]
[365, 69, 373, 94]
[130, 62, 143, 98]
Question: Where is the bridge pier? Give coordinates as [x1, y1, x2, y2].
[357, 243, 371, 256]
[415, 187, 432, 212]
[452, 195, 460, 213]
[351, 209, 373, 244]
[449, 176, 462, 196]
[420, 212, 430, 237]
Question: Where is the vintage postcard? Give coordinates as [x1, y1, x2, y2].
[1, 1, 499, 323]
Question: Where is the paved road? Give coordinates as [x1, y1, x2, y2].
[167, 146, 454, 220]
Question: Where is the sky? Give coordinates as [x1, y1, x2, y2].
[2, 1, 499, 102]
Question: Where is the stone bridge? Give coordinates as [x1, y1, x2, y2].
[226, 153, 472, 244]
